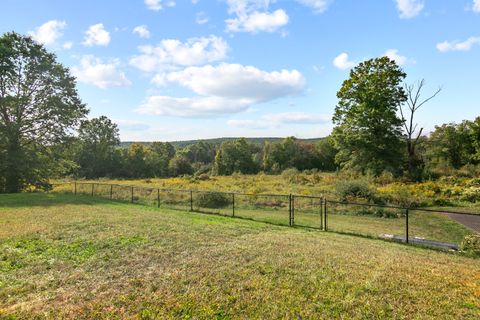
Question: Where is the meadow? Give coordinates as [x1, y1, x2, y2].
[1, 193, 479, 319]
[54, 173, 479, 247]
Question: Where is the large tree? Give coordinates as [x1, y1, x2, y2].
[332, 57, 407, 175]
[0, 32, 87, 192]
[76, 116, 120, 178]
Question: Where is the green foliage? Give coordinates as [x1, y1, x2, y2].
[196, 192, 231, 208]
[168, 155, 193, 176]
[332, 57, 406, 175]
[213, 138, 259, 175]
[0, 32, 88, 192]
[76, 116, 120, 178]
[335, 180, 376, 201]
[460, 234, 480, 257]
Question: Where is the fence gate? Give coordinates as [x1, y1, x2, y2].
[291, 195, 324, 230]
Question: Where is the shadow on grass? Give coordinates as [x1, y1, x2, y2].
[0, 192, 121, 208]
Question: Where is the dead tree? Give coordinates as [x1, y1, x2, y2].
[400, 79, 442, 180]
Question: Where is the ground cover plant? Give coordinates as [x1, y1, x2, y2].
[0, 193, 479, 319]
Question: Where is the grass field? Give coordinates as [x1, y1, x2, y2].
[56, 182, 474, 246]
[1, 193, 479, 319]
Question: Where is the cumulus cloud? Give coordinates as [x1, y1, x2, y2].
[474, 0, 480, 13]
[129, 35, 228, 72]
[165, 63, 305, 102]
[228, 112, 329, 129]
[145, 0, 175, 11]
[83, 24, 111, 46]
[136, 96, 249, 117]
[295, 0, 331, 13]
[436, 37, 480, 52]
[72, 56, 131, 89]
[133, 25, 151, 38]
[138, 63, 305, 118]
[333, 53, 356, 70]
[395, 0, 424, 19]
[28, 20, 66, 45]
[225, 0, 289, 33]
[226, 9, 289, 33]
[384, 49, 408, 65]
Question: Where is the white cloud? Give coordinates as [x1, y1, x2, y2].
[333, 53, 356, 70]
[226, 9, 289, 33]
[28, 20, 66, 45]
[196, 11, 209, 25]
[145, 0, 162, 11]
[145, 0, 175, 11]
[295, 0, 331, 13]
[138, 63, 305, 118]
[83, 24, 111, 46]
[129, 35, 228, 72]
[225, 0, 289, 33]
[474, 0, 480, 13]
[137, 96, 249, 117]
[228, 112, 329, 129]
[62, 41, 73, 49]
[395, 0, 424, 19]
[165, 63, 305, 102]
[384, 49, 408, 65]
[133, 25, 151, 38]
[72, 56, 131, 89]
[436, 37, 480, 52]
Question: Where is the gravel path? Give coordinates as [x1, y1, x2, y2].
[447, 212, 480, 233]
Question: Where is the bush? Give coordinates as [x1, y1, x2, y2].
[335, 180, 375, 202]
[460, 234, 480, 257]
[196, 192, 231, 208]
[281, 168, 299, 183]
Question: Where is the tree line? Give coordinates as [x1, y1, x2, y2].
[1, 32, 480, 193]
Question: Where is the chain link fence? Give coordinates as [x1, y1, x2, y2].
[54, 182, 479, 251]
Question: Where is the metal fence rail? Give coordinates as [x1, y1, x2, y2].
[54, 181, 479, 251]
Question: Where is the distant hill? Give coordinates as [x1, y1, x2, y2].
[120, 137, 325, 149]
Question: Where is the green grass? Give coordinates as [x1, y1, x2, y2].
[57, 183, 473, 246]
[1, 193, 479, 319]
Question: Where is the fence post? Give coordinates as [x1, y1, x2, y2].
[91, 183, 94, 196]
[157, 188, 160, 208]
[405, 209, 409, 244]
[74, 181, 77, 195]
[110, 184, 113, 200]
[320, 198, 323, 230]
[131, 186, 134, 203]
[232, 193, 235, 217]
[324, 199, 328, 231]
[190, 191, 193, 212]
[288, 194, 292, 226]
[291, 195, 295, 226]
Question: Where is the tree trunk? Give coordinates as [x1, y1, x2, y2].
[4, 134, 22, 193]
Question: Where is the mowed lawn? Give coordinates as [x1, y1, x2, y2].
[0, 194, 479, 319]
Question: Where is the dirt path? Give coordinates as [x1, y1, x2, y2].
[447, 213, 480, 233]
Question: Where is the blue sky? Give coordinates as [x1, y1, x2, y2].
[1, 0, 480, 141]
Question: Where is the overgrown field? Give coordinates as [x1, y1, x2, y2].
[58, 172, 480, 210]
[1, 193, 479, 319]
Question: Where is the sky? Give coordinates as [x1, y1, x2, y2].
[1, 0, 480, 141]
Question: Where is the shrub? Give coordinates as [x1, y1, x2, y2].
[335, 180, 375, 202]
[281, 168, 299, 183]
[460, 234, 480, 257]
[460, 187, 480, 202]
[196, 192, 231, 208]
